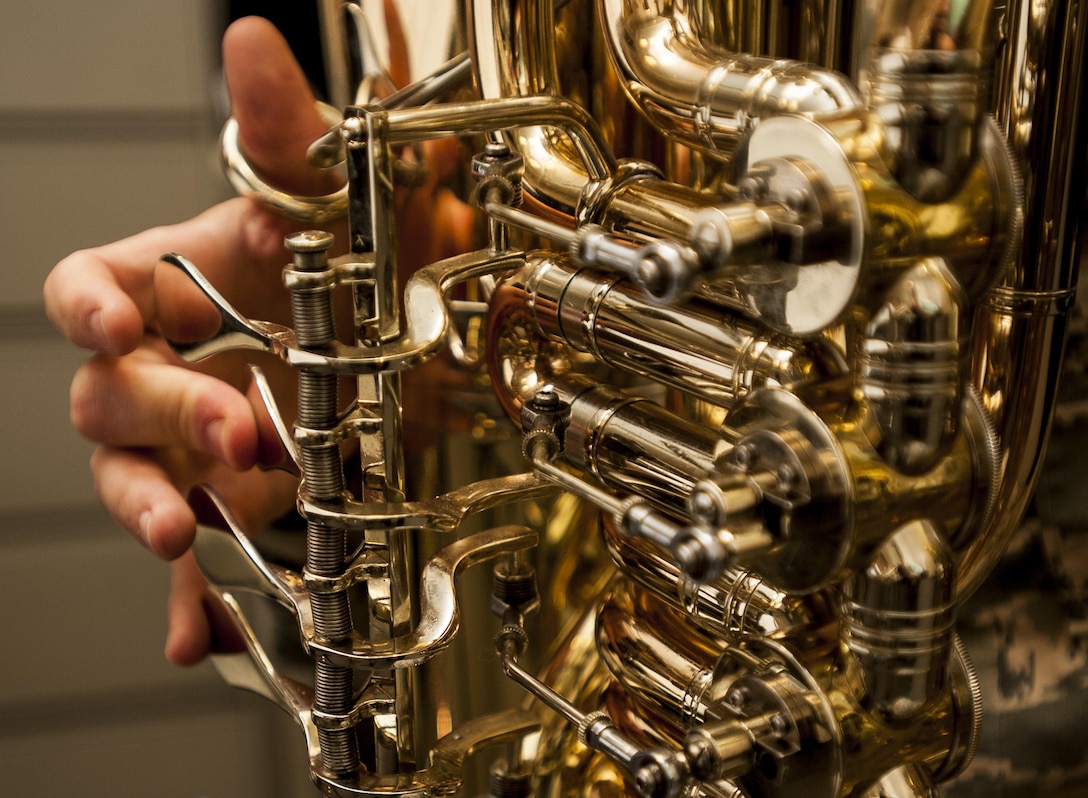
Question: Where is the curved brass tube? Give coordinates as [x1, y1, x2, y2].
[843, 519, 957, 721]
[467, 0, 762, 243]
[856, 0, 1002, 202]
[597, 0, 861, 158]
[468, 0, 596, 219]
[599, 520, 837, 648]
[958, 0, 1088, 598]
[596, 583, 733, 726]
[492, 252, 848, 411]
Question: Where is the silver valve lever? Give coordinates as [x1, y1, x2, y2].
[211, 605, 539, 798]
[160, 252, 283, 362]
[160, 248, 526, 374]
[191, 487, 540, 670]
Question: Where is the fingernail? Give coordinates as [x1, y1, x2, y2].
[205, 417, 227, 461]
[138, 510, 152, 546]
[90, 308, 108, 350]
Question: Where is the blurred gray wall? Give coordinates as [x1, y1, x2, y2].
[0, 2, 311, 795]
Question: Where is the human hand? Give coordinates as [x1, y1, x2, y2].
[43, 17, 342, 665]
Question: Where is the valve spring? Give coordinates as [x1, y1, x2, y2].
[306, 516, 352, 640]
[297, 371, 345, 498]
[297, 372, 340, 427]
[316, 655, 360, 774]
[292, 290, 337, 346]
[310, 590, 352, 634]
[306, 519, 348, 572]
[285, 234, 359, 776]
[318, 726, 360, 775]
[315, 660, 354, 707]
[302, 447, 347, 500]
[307, 515, 355, 772]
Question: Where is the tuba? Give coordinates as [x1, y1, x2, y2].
[162, 0, 1087, 795]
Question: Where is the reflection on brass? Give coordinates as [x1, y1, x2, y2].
[155, 0, 1087, 796]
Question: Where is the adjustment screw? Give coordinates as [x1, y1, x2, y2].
[784, 188, 810, 212]
[489, 761, 531, 798]
[577, 711, 610, 746]
[634, 762, 665, 798]
[340, 115, 366, 143]
[691, 491, 717, 522]
[493, 561, 538, 609]
[731, 444, 755, 471]
[532, 387, 559, 409]
[691, 219, 724, 262]
[777, 462, 798, 490]
[684, 735, 717, 782]
[285, 230, 335, 273]
[494, 623, 528, 659]
[285, 230, 335, 254]
[725, 685, 748, 713]
[484, 141, 512, 158]
[769, 713, 789, 738]
[738, 174, 767, 201]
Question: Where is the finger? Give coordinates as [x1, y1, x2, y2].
[382, 0, 412, 88]
[71, 354, 260, 471]
[91, 445, 198, 560]
[44, 249, 145, 355]
[165, 553, 213, 666]
[224, 17, 343, 197]
[43, 200, 256, 355]
[165, 553, 246, 666]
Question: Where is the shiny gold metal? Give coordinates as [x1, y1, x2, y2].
[152, 0, 1087, 796]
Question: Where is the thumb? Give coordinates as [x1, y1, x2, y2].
[223, 17, 342, 197]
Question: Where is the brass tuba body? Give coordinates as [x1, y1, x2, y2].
[166, 1, 1088, 796]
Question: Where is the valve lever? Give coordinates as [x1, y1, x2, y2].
[160, 253, 283, 362]
[248, 364, 301, 473]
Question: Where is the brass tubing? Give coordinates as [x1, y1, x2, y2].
[596, 0, 861, 159]
[490, 271, 983, 594]
[843, 519, 957, 722]
[594, 584, 970, 797]
[378, 96, 616, 183]
[285, 231, 359, 775]
[467, 0, 775, 241]
[596, 582, 728, 726]
[858, 258, 967, 475]
[692, 0, 848, 68]
[496, 253, 847, 411]
[468, 0, 594, 218]
[959, 0, 1088, 598]
[561, 381, 724, 509]
[316, 0, 351, 109]
[599, 521, 837, 647]
[855, 0, 1003, 202]
[857, 764, 939, 798]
